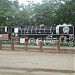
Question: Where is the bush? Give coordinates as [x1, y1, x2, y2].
[30, 42, 37, 45]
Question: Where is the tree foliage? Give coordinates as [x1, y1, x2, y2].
[55, 0, 75, 25]
[0, 0, 75, 26]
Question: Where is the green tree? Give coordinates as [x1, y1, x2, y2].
[32, 0, 61, 26]
[0, 0, 21, 26]
[0, 0, 75, 26]
[55, 0, 75, 25]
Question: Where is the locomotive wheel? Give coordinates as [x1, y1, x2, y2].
[68, 41, 74, 47]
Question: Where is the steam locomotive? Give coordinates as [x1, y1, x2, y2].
[0, 23, 75, 41]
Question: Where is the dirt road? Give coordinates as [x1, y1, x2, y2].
[0, 50, 75, 75]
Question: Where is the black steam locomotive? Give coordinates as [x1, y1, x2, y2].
[0, 24, 75, 41]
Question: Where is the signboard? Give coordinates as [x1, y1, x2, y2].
[20, 38, 25, 43]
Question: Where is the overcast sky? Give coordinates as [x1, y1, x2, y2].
[18, 0, 42, 5]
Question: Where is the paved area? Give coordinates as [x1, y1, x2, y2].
[0, 50, 75, 75]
